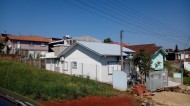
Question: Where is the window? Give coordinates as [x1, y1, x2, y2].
[108, 65, 114, 75]
[108, 61, 118, 75]
[41, 42, 45, 47]
[55, 60, 59, 67]
[72, 61, 77, 69]
[63, 62, 68, 71]
[29, 41, 34, 47]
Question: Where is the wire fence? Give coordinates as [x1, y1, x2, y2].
[20, 57, 45, 68]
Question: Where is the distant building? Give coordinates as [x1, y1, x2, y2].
[48, 35, 101, 57]
[4, 34, 52, 58]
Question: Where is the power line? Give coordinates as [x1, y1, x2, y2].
[62, 0, 186, 47]
[98, 0, 189, 42]
[111, 0, 190, 37]
[73, 0, 185, 44]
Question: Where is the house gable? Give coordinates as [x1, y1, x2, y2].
[151, 50, 164, 70]
[126, 44, 167, 71]
[63, 44, 101, 65]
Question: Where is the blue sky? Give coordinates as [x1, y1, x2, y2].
[0, 0, 190, 49]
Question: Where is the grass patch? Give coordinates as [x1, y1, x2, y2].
[183, 77, 190, 86]
[0, 59, 122, 100]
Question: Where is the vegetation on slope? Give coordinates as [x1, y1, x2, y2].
[0, 59, 121, 100]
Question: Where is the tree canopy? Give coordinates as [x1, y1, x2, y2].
[132, 49, 152, 83]
[103, 37, 113, 43]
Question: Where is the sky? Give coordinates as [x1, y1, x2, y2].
[0, 0, 190, 50]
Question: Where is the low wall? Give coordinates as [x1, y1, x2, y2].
[168, 77, 181, 83]
[0, 54, 21, 61]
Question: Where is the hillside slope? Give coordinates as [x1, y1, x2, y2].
[0, 59, 121, 100]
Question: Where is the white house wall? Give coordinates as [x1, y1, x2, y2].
[60, 45, 131, 83]
[48, 44, 132, 84]
[63, 45, 101, 64]
[100, 56, 122, 83]
[45, 58, 55, 71]
[184, 62, 190, 71]
[60, 45, 102, 81]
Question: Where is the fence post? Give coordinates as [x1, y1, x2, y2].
[70, 62, 72, 75]
[39, 59, 41, 68]
[81, 63, 83, 77]
[96, 65, 98, 81]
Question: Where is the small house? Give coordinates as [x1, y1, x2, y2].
[126, 44, 167, 71]
[45, 41, 135, 83]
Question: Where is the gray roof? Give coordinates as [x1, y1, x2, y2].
[58, 41, 135, 57]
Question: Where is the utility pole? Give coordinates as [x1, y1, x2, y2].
[182, 51, 185, 84]
[120, 30, 124, 71]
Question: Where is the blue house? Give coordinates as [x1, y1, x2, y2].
[126, 44, 167, 71]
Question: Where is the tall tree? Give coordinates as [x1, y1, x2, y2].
[132, 49, 152, 84]
[103, 38, 113, 43]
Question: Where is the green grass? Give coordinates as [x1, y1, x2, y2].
[183, 77, 190, 86]
[0, 59, 122, 100]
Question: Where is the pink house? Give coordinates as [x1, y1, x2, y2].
[6, 34, 52, 58]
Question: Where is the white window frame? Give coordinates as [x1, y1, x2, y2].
[108, 61, 118, 75]
[72, 61, 77, 69]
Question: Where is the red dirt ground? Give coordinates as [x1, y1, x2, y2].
[38, 94, 136, 106]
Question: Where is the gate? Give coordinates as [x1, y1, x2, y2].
[146, 70, 168, 91]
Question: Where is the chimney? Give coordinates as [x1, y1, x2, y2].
[63, 35, 71, 45]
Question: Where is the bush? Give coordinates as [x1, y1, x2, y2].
[184, 77, 190, 86]
[183, 70, 190, 77]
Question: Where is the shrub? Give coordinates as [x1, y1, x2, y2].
[183, 77, 190, 86]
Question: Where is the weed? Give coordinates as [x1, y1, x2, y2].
[0, 59, 121, 100]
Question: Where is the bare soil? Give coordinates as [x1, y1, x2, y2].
[38, 94, 137, 106]
[152, 91, 190, 106]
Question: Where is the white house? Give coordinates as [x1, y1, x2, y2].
[183, 51, 190, 71]
[45, 41, 134, 83]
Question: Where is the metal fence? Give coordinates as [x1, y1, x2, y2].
[146, 70, 168, 91]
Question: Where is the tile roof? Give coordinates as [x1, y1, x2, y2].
[125, 44, 161, 55]
[59, 41, 135, 57]
[7, 35, 52, 42]
[0, 37, 4, 43]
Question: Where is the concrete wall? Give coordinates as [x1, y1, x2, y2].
[184, 62, 190, 71]
[0, 54, 20, 61]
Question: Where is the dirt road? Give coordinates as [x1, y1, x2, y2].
[38, 94, 137, 106]
[152, 91, 190, 106]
